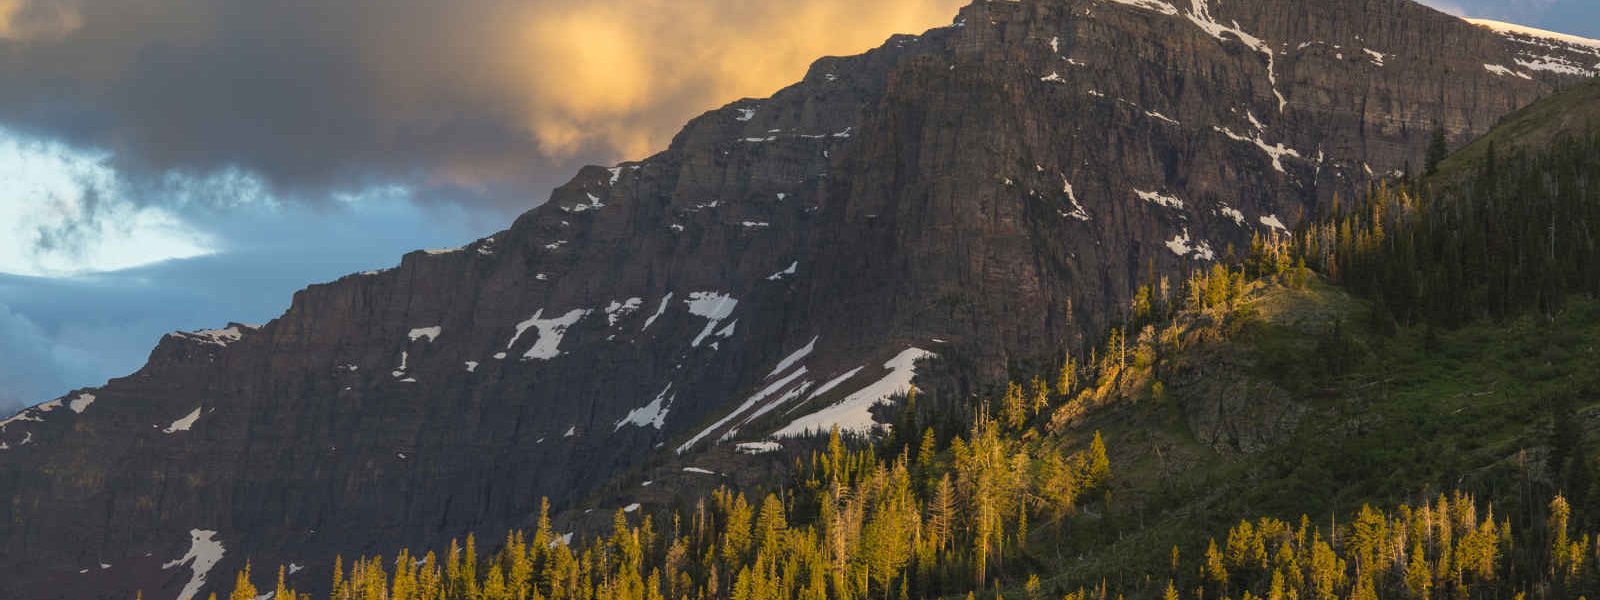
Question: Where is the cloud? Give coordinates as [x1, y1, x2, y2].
[1413, 0, 1467, 16]
[0, 0, 81, 42]
[0, 0, 964, 212]
[0, 126, 219, 275]
[0, 301, 94, 410]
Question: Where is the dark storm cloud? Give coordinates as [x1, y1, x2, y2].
[0, 0, 965, 212]
[0, 0, 603, 210]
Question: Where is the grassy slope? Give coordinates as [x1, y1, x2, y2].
[1016, 280, 1600, 594]
[1437, 77, 1600, 180]
[1016, 82, 1600, 594]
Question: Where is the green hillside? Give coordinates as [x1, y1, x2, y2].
[1436, 78, 1600, 181]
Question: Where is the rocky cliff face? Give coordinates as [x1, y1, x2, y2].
[0, 0, 1583, 597]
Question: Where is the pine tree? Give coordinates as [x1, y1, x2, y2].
[1551, 495, 1573, 577]
[1405, 539, 1430, 600]
[1425, 125, 1449, 176]
[228, 562, 257, 600]
[1002, 382, 1026, 430]
[1088, 431, 1110, 487]
[274, 565, 293, 600]
[1204, 538, 1229, 596]
[916, 427, 938, 489]
[1030, 376, 1051, 416]
[1056, 354, 1078, 398]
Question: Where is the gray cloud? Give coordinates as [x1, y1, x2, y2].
[0, 0, 964, 217]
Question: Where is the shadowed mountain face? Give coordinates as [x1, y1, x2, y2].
[0, 0, 1588, 597]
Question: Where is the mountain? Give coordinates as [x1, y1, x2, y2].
[183, 97, 1600, 599]
[264, 92, 1600, 600]
[0, 0, 1590, 598]
[1436, 77, 1600, 180]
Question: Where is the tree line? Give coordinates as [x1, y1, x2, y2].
[1299, 131, 1600, 329]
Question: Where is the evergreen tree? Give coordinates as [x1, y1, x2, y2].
[1425, 125, 1449, 176]
[229, 563, 257, 600]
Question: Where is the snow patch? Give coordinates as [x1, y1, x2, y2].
[767, 261, 799, 281]
[769, 337, 819, 379]
[68, 393, 95, 414]
[510, 309, 591, 361]
[684, 292, 738, 347]
[1245, 111, 1266, 131]
[683, 467, 718, 475]
[1259, 214, 1289, 232]
[677, 367, 808, 454]
[1484, 63, 1533, 79]
[1166, 229, 1217, 261]
[1187, 0, 1286, 111]
[615, 384, 674, 431]
[408, 326, 442, 343]
[1041, 71, 1065, 83]
[772, 348, 934, 439]
[0, 401, 54, 430]
[1061, 176, 1091, 221]
[174, 326, 251, 347]
[1362, 48, 1387, 66]
[642, 293, 674, 330]
[1466, 18, 1600, 50]
[163, 407, 202, 434]
[736, 108, 757, 122]
[564, 193, 606, 213]
[807, 367, 865, 403]
[163, 529, 225, 600]
[1214, 126, 1302, 173]
[1105, 0, 1178, 16]
[623, 503, 640, 513]
[1515, 56, 1592, 77]
[725, 380, 813, 438]
[1136, 189, 1185, 210]
[1220, 205, 1246, 226]
[736, 441, 783, 455]
[464, 361, 479, 373]
[605, 298, 644, 327]
[1145, 110, 1179, 126]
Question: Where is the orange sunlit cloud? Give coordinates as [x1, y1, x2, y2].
[499, 0, 965, 162]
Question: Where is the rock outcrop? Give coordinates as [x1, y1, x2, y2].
[0, 0, 1585, 597]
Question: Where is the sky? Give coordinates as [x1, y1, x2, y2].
[0, 0, 1595, 413]
[1418, 0, 1599, 36]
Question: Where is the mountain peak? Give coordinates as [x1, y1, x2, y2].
[0, 1, 1590, 597]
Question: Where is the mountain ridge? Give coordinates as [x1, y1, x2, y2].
[0, 0, 1590, 598]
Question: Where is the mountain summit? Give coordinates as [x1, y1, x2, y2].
[1, 0, 1592, 597]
